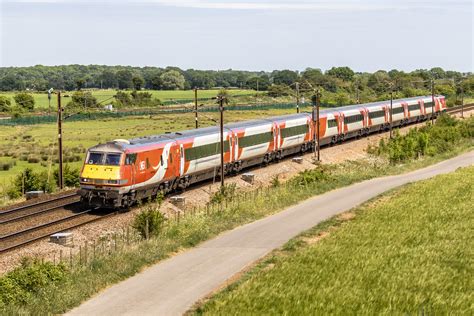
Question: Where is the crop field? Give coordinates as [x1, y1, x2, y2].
[197, 166, 474, 314]
[0, 106, 312, 188]
[0, 89, 259, 110]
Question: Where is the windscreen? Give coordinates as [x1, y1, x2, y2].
[87, 152, 104, 165]
[105, 153, 122, 165]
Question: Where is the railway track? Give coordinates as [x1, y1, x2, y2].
[0, 192, 117, 253]
[446, 103, 474, 114]
[0, 207, 115, 253]
[0, 192, 80, 224]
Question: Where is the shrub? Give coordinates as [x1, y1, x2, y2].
[270, 175, 281, 187]
[27, 156, 40, 163]
[8, 168, 55, 198]
[373, 114, 473, 163]
[114, 91, 132, 107]
[13, 93, 35, 111]
[291, 167, 330, 186]
[0, 95, 11, 112]
[209, 183, 237, 204]
[67, 91, 98, 108]
[0, 162, 13, 171]
[54, 164, 80, 188]
[0, 258, 67, 308]
[133, 203, 166, 239]
[267, 84, 292, 97]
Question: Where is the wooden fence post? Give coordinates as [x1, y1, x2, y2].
[145, 218, 149, 240]
[84, 242, 88, 265]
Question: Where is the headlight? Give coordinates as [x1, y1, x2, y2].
[81, 178, 90, 183]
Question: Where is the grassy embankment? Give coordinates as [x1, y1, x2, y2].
[0, 115, 472, 314]
[195, 166, 473, 315]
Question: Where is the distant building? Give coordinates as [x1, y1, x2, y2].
[104, 104, 114, 111]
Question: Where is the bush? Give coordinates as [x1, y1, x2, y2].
[373, 114, 473, 163]
[133, 202, 166, 239]
[53, 164, 80, 188]
[13, 93, 35, 111]
[0, 258, 67, 308]
[114, 91, 132, 106]
[67, 91, 98, 108]
[8, 168, 55, 198]
[267, 84, 292, 97]
[27, 156, 40, 163]
[0, 162, 13, 171]
[0, 95, 11, 112]
[270, 175, 281, 187]
[209, 183, 237, 204]
[291, 167, 330, 186]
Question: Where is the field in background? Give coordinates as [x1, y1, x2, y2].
[0, 89, 260, 110]
[197, 166, 474, 314]
[0, 106, 312, 188]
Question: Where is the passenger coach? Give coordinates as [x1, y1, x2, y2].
[79, 95, 446, 208]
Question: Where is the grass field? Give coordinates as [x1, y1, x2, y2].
[0, 89, 259, 110]
[196, 166, 474, 314]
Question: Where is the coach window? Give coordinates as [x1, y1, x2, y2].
[88, 152, 104, 165]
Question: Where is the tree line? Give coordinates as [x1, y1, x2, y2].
[0, 65, 473, 112]
[0, 65, 471, 92]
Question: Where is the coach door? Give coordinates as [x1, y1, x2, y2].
[338, 113, 345, 134]
[233, 134, 239, 161]
[179, 144, 185, 176]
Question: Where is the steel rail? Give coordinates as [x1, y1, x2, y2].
[0, 192, 78, 216]
[0, 201, 81, 225]
[0, 208, 116, 253]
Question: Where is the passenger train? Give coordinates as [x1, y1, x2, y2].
[79, 95, 446, 208]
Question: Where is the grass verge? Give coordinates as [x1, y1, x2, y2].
[194, 166, 474, 315]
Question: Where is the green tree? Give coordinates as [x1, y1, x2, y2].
[430, 67, 446, 79]
[69, 91, 98, 108]
[8, 168, 53, 198]
[100, 69, 117, 88]
[272, 70, 298, 86]
[75, 78, 85, 90]
[246, 76, 270, 90]
[132, 76, 145, 90]
[114, 91, 132, 106]
[326, 66, 355, 81]
[116, 70, 133, 89]
[160, 70, 185, 90]
[54, 164, 80, 187]
[13, 93, 35, 111]
[267, 84, 292, 97]
[0, 96, 11, 112]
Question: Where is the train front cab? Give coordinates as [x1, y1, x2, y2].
[79, 144, 130, 208]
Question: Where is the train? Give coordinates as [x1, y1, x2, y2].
[79, 95, 446, 208]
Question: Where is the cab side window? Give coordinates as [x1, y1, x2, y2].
[125, 153, 137, 165]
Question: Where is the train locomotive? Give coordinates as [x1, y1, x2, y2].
[79, 95, 446, 208]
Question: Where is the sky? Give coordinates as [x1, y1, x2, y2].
[0, 0, 472, 72]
